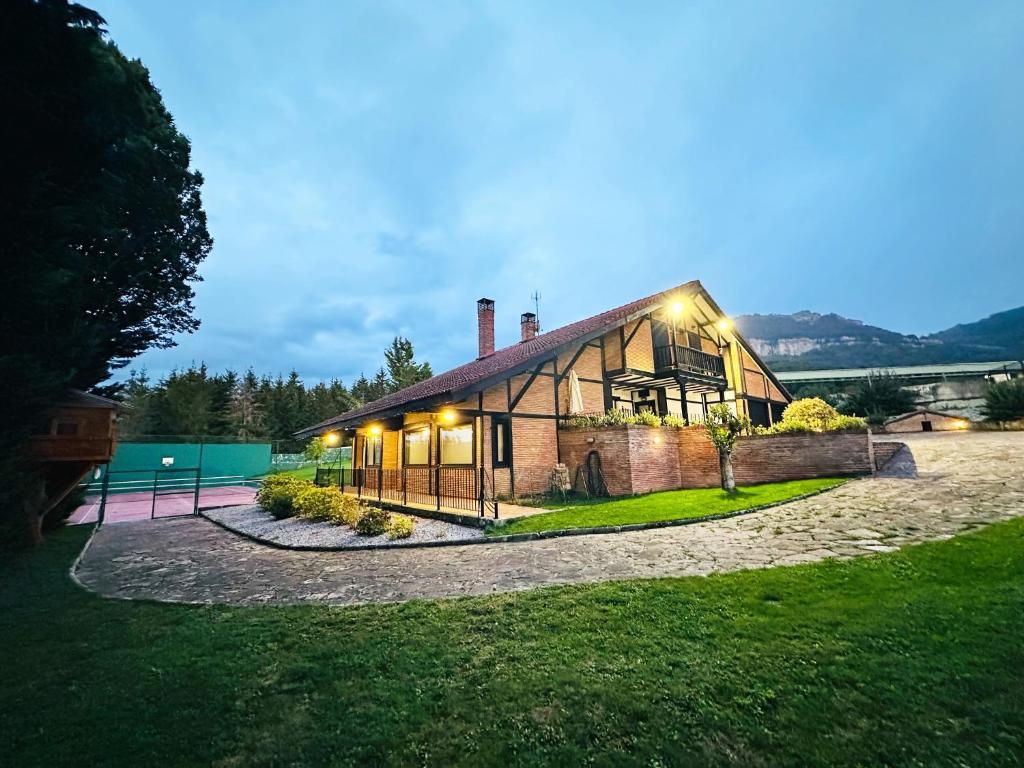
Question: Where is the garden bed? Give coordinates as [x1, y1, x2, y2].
[204, 505, 483, 548]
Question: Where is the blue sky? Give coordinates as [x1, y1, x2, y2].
[97, 0, 1024, 385]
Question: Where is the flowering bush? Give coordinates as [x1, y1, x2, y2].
[662, 414, 687, 428]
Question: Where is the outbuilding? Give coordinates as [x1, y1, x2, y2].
[883, 408, 970, 433]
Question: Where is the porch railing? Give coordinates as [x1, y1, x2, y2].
[653, 344, 726, 379]
[313, 466, 498, 518]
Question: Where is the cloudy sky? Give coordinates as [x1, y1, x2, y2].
[97, 0, 1024, 385]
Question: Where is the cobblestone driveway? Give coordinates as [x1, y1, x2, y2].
[75, 432, 1024, 606]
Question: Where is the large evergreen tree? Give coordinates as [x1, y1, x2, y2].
[384, 336, 433, 393]
[1, 1, 212, 545]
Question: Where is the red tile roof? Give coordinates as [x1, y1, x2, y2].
[297, 280, 701, 436]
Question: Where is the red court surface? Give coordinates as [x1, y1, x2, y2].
[69, 485, 258, 525]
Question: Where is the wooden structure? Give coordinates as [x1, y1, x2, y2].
[26, 390, 120, 532]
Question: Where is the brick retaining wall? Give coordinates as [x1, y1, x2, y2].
[557, 425, 874, 496]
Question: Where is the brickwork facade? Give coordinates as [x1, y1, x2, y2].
[558, 425, 872, 495]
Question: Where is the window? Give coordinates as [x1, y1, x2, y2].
[492, 416, 511, 467]
[403, 427, 429, 465]
[363, 434, 382, 466]
[439, 423, 473, 465]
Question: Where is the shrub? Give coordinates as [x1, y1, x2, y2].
[982, 379, 1024, 422]
[385, 513, 415, 540]
[662, 414, 687, 428]
[780, 398, 840, 431]
[257, 475, 311, 515]
[338, 495, 365, 527]
[763, 398, 867, 435]
[293, 486, 345, 522]
[355, 505, 390, 536]
[267, 489, 297, 519]
[633, 410, 662, 427]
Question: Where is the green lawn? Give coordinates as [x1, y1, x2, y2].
[492, 477, 847, 535]
[2, 520, 1022, 767]
[263, 460, 351, 482]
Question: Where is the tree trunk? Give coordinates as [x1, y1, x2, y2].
[20, 480, 47, 547]
[719, 449, 736, 493]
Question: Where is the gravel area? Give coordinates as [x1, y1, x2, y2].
[204, 505, 484, 548]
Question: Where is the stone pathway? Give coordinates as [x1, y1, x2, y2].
[75, 432, 1024, 606]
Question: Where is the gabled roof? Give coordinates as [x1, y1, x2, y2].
[296, 279, 788, 438]
[884, 408, 969, 424]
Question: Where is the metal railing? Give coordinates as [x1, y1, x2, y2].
[314, 465, 498, 518]
[653, 344, 726, 378]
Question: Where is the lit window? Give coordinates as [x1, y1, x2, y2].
[403, 428, 429, 465]
[439, 423, 473, 465]
[364, 434, 382, 466]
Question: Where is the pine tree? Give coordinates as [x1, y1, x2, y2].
[384, 336, 433, 393]
[119, 369, 158, 437]
[228, 370, 265, 440]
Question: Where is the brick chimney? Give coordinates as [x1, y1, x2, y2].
[520, 312, 538, 342]
[477, 298, 495, 358]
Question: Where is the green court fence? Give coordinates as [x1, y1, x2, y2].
[89, 440, 272, 493]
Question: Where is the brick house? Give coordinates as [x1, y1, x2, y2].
[297, 281, 792, 501]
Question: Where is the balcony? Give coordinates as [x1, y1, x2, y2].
[653, 344, 726, 380]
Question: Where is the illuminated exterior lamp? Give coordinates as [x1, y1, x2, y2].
[440, 409, 457, 424]
[323, 431, 340, 447]
[368, 424, 382, 435]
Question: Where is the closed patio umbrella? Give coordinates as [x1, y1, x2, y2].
[568, 368, 585, 414]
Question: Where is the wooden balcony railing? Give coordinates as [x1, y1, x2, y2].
[653, 344, 726, 379]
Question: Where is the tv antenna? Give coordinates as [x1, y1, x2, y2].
[531, 290, 541, 332]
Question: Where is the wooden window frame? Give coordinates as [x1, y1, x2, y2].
[363, 433, 383, 467]
[402, 426, 431, 467]
[492, 415, 512, 468]
[437, 421, 475, 467]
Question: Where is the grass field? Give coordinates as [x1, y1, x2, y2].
[2, 519, 1022, 767]
[264, 460, 351, 482]
[492, 477, 846, 535]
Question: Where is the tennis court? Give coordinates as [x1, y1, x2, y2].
[69, 473, 259, 525]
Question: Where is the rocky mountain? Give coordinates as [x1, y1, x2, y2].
[735, 307, 1024, 371]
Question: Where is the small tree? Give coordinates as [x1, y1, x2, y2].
[303, 437, 326, 464]
[704, 403, 751, 493]
[843, 371, 916, 424]
[981, 379, 1024, 423]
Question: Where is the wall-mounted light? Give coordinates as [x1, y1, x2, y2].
[440, 409, 456, 424]
[369, 424, 382, 435]
[324, 431, 340, 446]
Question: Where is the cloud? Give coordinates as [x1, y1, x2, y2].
[106, 0, 1024, 383]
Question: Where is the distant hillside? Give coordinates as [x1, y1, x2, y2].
[735, 307, 1024, 371]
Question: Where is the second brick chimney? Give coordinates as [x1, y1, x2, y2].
[520, 312, 538, 342]
[477, 298, 495, 358]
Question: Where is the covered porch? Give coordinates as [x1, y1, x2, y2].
[313, 466, 543, 526]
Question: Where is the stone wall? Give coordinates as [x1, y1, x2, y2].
[558, 425, 874, 496]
